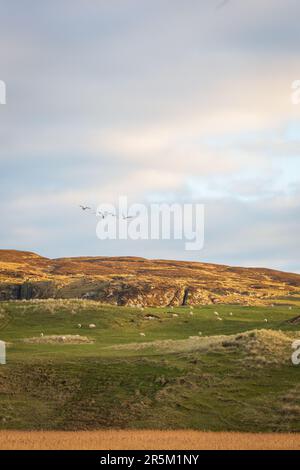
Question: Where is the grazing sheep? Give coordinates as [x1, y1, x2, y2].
[77, 324, 82, 328]
[89, 324, 96, 329]
[229, 312, 233, 316]
[172, 313, 178, 318]
[189, 311, 194, 316]
[217, 317, 223, 321]
[264, 319, 268, 323]
[140, 333, 146, 337]
[190, 306, 194, 310]
[198, 331, 202, 336]
[40, 333, 44, 337]
[214, 312, 219, 316]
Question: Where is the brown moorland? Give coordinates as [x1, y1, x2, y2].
[0, 250, 300, 306]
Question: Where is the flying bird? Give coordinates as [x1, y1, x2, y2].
[97, 210, 117, 219]
[97, 211, 106, 219]
[80, 205, 91, 211]
[122, 213, 134, 220]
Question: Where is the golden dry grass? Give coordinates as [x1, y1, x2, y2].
[0, 431, 300, 450]
[22, 335, 93, 344]
[1, 248, 300, 306]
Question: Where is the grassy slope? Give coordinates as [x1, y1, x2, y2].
[0, 300, 300, 432]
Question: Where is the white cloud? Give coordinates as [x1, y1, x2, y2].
[0, 0, 300, 270]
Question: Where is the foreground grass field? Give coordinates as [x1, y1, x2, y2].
[0, 300, 300, 433]
[1, 430, 300, 450]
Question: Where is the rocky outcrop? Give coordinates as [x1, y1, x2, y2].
[0, 250, 299, 306]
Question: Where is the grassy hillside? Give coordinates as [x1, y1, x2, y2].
[0, 300, 300, 432]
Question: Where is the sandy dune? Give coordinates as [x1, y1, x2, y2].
[0, 430, 299, 450]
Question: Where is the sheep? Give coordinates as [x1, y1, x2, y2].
[140, 333, 146, 337]
[198, 331, 202, 336]
[189, 311, 194, 316]
[40, 333, 44, 337]
[89, 324, 96, 329]
[172, 313, 178, 318]
[264, 319, 268, 323]
[214, 312, 219, 316]
[217, 317, 223, 321]
[229, 312, 233, 316]
[77, 324, 82, 329]
[190, 306, 194, 310]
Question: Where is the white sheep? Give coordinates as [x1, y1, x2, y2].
[77, 324, 82, 328]
[40, 333, 44, 337]
[89, 324, 96, 329]
[214, 312, 219, 316]
[140, 332, 146, 337]
[198, 331, 202, 336]
[229, 312, 233, 316]
[217, 317, 223, 321]
[264, 319, 268, 323]
[172, 313, 178, 318]
[189, 311, 194, 316]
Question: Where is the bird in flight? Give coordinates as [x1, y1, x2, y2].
[79, 205, 130, 220]
[97, 211, 117, 219]
[122, 213, 134, 220]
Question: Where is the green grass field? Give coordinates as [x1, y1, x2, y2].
[0, 300, 300, 432]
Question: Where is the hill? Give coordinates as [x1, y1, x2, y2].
[0, 249, 299, 306]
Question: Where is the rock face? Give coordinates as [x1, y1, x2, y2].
[0, 249, 299, 306]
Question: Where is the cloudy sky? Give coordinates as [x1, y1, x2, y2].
[0, 0, 300, 272]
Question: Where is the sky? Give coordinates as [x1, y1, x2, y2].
[0, 0, 300, 272]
